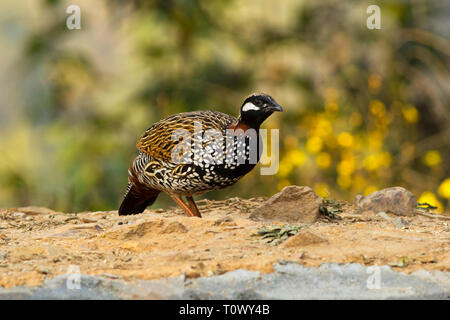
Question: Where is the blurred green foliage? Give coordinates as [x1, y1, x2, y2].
[0, 0, 449, 212]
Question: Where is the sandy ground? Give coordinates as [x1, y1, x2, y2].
[0, 197, 449, 289]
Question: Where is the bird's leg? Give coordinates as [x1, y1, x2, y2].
[170, 195, 197, 217]
[186, 196, 202, 218]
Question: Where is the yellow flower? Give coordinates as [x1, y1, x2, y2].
[418, 191, 443, 213]
[437, 178, 450, 199]
[306, 136, 323, 154]
[314, 183, 329, 198]
[363, 155, 379, 171]
[337, 159, 355, 176]
[286, 149, 306, 167]
[312, 117, 333, 137]
[423, 150, 441, 167]
[316, 152, 331, 169]
[370, 100, 386, 117]
[363, 152, 390, 171]
[402, 105, 419, 124]
[337, 132, 354, 148]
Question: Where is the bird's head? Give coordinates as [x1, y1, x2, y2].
[238, 93, 283, 128]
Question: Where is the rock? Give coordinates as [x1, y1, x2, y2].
[354, 187, 417, 216]
[250, 186, 322, 223]
[377, 211, 392, 221]
[0, 252, 7, 261]
[12, 212, 26, 218]
[376, 211, 410, 229]
[281, 230, 328, 248]
[392, 217, 410, 229]
[0, 264, 449, 300]
[37, 267, 50, 275]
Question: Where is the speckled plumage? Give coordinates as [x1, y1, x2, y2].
[119, 93, 282, 217]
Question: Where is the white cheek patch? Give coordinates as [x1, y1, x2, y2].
[242, 102, 260, 112]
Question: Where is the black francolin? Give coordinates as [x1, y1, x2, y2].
[119, 93, 282, 217]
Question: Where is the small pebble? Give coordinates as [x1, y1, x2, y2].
[38, 267, 49, 275]
[12, 212, 26, 218]
[392, 217, 410, 229]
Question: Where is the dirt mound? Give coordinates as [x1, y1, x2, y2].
[0, 197, 449, 289]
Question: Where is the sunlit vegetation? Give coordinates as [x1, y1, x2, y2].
[0, 0, 448, 212]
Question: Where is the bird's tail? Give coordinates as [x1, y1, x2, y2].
[118, 184, 160, 216]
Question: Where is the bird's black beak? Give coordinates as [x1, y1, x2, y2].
[268, 103, 283, 112]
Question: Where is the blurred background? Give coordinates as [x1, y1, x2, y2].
[0, 0, 449, 213]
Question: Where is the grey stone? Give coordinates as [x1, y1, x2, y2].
[0, 263, 448, 300]
[355, 187, 417, 216]
[377, 211, 392, 221]
[250, 186, 322, 223]
[392, 217, 410, 229]
[0, 252, 7, 261]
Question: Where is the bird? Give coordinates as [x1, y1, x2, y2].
[118, 93, 283, 217]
